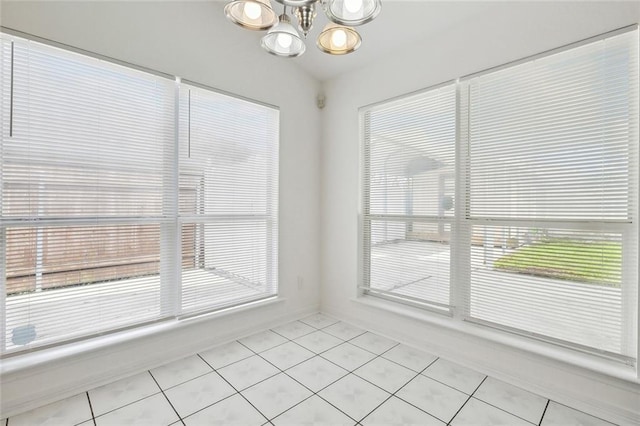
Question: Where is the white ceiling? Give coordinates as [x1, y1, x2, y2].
[214, 0, 496, 81]
[2, 1, 638, 85]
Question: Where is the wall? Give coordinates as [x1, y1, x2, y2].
[320, 1, 640, 424]
[0, 0, 321, 417]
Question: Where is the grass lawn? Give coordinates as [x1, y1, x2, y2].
[494, 239, 621, 287]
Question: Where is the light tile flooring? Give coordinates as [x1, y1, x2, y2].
[5, 313, 616, 426]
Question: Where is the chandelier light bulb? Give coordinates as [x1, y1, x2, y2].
[324, 0, 381, 26]
[243, 1, 262, 19]
[331, 29, 347, 47]
[261, 13, 306, 57]
[277, 33, 293, 49]
[344, 0, 363, 13]
[224, 0, 277, 31]
[317, 23, 361, 54]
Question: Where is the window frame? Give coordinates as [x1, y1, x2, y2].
[359, 24, 639, 364]
[0, 29, 280, 356]
[359, 80, 458, 316]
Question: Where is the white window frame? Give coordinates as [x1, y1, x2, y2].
[359, 24, 639, 366]
[0, 29, 280, 355]
[359, 80, 457, 316]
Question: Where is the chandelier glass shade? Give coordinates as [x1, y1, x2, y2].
[323, 0, 381, 26]
[224, 0, 381, 56]
[261, 14, 307, 57]
[224, 0, 278, 31]
[317, 23, 361, 55]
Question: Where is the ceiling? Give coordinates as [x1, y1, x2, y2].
[213, 0, 640, 83]
[213, 1, 497, 81]
[2, 1, 637, 85]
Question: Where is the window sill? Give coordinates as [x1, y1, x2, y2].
[2, 296, 285, 374]
[351, 294, 638, 384]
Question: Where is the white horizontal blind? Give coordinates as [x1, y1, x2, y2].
[362, 84, 456, 311]
[178, 84, 279, 315]
[463, 30, 638, 358]
[0, 34, 176, 353]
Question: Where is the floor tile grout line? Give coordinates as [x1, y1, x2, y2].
[284, 390, 362, 424]
[538, 400, 551, 426]
[147, 355, 218, 395]
[269, 323, 318, 341]
[197, 350, 271, 395]
[298, 314, 340, 330]
[355, 354, 442, 424]
[470, 393, 541, 425]
[86, 376, 165, 419]
[168, 385, 238, 423]
[447, 374, 487, 425]
[201, 351, 254, 371]
[417, 364, 486, 396]
[195, 353, 271, 425]
[376, 346, 438, 374]
[364, 356, 442, 423]
[446, 375, 543, 426]
[85, 392, 97, 426]
[238, 335, 292, 354]
[298, 321, 338, 331]
[312, 394, 362, 424]
[148, 370, 186, 425]
[289, 332, 344, 355]
[549, 400, 616, 425]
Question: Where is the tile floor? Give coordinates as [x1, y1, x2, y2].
[5, 313, 616, 426]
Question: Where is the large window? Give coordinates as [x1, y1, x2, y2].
[361, 28, 638, 360]
[0, 34, 279, 355]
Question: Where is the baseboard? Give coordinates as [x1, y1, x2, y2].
[1, 300, 319, 418]
[321, 301, 640, 426]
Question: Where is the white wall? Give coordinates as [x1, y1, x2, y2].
[320, 2, 640, 424]
[0, 0, 321, 417]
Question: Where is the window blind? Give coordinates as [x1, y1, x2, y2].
[362, 84, 456, 311]
[360, 28, 638, 361]
[178, 84, 279, 316]
[0, 34, 176, 353]
[462, 30, 638, 358]
[0, 33, 280, 355]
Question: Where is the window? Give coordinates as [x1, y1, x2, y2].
[0, 34, 279, 355]
[178, 84, 279, 315]
[462, 30, 638, 359]
[362, 84, 456, 312]
[361, 28, 638, 361]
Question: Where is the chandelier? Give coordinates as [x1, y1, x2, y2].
[224, 0, 382, 57]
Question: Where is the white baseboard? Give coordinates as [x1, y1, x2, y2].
[321, 299, 640, 426]
[1, 300, 319, 418]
